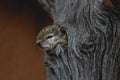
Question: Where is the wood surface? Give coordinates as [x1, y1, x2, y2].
[38, 0, 120, 80]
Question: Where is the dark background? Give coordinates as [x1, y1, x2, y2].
[0, 0, 52, 80]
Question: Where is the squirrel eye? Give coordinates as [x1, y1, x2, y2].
[46, 35, 53, 39]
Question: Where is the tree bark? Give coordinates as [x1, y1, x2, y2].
[38, 0, 120, 80]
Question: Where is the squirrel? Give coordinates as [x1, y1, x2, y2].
[36, 24, 68, 51]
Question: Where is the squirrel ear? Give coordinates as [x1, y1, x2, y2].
[59, 26, 66, 34]
[56, 24, 66, 34]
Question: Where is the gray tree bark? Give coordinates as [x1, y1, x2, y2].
[38, 0, 120, 80]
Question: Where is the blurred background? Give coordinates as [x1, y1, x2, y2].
[0, 0, 52, 80]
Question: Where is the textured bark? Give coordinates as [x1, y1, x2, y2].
[38, 0, 120, 80]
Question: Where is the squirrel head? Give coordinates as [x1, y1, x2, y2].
[36, 24, 67, 51]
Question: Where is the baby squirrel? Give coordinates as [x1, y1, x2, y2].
[36, 24, 67, 51]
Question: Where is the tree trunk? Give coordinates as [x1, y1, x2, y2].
[38, 0, 120, 80]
